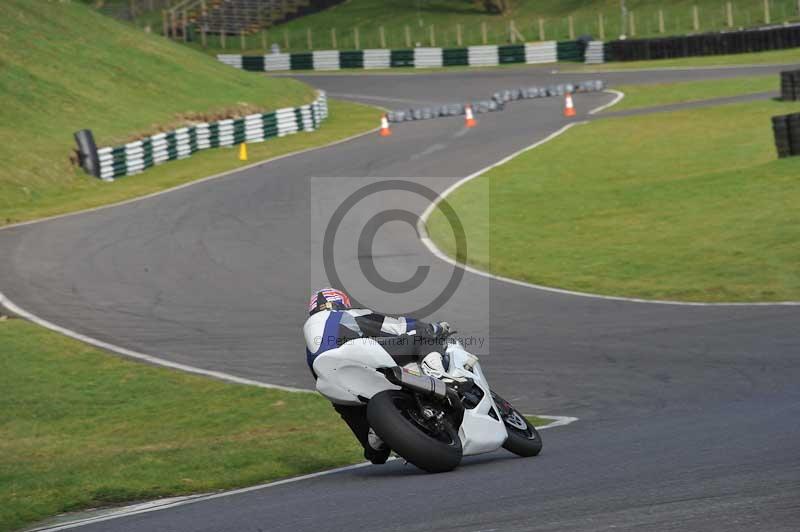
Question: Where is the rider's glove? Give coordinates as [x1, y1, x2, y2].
[427, 321, 452, 338]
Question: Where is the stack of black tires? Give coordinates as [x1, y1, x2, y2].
[781, 70, 800, 101]
[772, 113, 800, 158]
[605, 24, 800, 62]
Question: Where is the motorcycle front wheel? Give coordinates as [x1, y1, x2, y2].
[492, 392, 543, 457]
[367, 390, 462, 473]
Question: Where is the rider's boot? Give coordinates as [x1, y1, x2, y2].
[365, 427, 391, 464]
[421, 351, 448, 379]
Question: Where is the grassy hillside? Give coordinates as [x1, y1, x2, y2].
[0, 0, 316, 223]
[178, 0, 800, 53]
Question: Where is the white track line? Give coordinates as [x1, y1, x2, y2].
[417, 92, 800, 307]
[588, 89, 625, 114]
[29, 415, 576, 531]
[534, 415, 580, 429]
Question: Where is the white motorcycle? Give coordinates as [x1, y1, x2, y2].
[313, 330, 542, 473]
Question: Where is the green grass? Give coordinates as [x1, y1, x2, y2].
[0, 318, 550, 531]
[427, 95, 800, 302]
[608, 74, 778, 111]
[159, 0, 800, 54]
[0, 318, 362, 531]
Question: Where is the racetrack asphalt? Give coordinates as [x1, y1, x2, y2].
[3, 63, 800, 531]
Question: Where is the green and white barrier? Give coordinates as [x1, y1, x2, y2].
[217, 41, 570, 72]
[96, 91, 328, 181]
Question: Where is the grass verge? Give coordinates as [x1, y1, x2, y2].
[608, 74, 778, 111]
[0, 318, 549, 531]
[427, 95, 800, 302]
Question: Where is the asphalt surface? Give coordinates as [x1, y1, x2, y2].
[4, 64, 800, 531]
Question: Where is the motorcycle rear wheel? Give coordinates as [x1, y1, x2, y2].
[367, 390, 462, 473]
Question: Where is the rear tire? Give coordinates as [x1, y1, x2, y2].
[367, 390, 462, 473]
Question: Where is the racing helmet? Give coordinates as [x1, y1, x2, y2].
[308, 287, 351, 315]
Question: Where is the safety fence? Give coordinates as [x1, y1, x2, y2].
[772, 112, 800, 158]
[604, 23, 800, 61]
[78, 92, 328, 181]
[781, 69, 800, 100]
[385, 80, 606, 123]
[217, 41, 583, 71]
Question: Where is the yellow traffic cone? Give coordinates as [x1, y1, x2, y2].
[238, 142, 248, 161]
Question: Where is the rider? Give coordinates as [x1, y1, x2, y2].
[303, 287, 451, 464]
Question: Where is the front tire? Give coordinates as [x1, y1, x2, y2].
[367, 390, 462, 473]
[493, 392, 543, 457]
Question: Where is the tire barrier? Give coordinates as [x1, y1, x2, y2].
[781, 69, 800, 101]
[218, 42, 561, 72]
[384, 80, 605, 123]
[584, 41, 605, 64]
[605, 23, 800, 62]
[556, 40, 586, 62]
[415, 47, 443, 69]
[363, 49, 390, 69]
[525, 41, 558, 64]
[313, 50, 340, 71]
[773, 113, 800, 158]
[74, 129, 101, 178]
[82, 92, 328, 181]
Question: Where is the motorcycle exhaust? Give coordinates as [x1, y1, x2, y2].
[382, 366, 448, 400]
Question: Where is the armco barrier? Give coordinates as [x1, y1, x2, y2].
[91, 92, 328, 181]
[605, 23, 800, 61]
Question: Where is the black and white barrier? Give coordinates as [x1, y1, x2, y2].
[90, 92, 328, 181]
[218, 41, 565, 72]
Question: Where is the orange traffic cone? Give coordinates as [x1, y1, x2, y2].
[564, 93, 577, 118]
[379, 114, 392, 137]
[465, 105, 477, 128]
